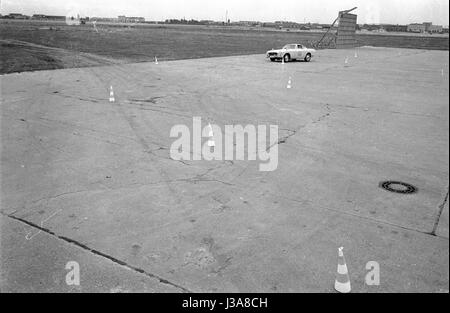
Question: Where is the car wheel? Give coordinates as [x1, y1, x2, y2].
[283, 54, 290, 63]
[304, 53, 311, 62]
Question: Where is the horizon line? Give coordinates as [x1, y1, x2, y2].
[1, 11, 448, 27]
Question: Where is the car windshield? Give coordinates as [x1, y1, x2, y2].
[282, 44, 296, 49]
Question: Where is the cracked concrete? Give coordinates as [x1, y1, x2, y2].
[1, 47, 449, 292]
[432, 188, 449, 237]
[0, 215, 183, 293]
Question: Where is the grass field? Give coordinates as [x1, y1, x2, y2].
[1, 20, 449, 74]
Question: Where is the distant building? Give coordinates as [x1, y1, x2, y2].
[428, 24, 443, 33]
[310, 24, 324, 30]
[408, 22, 443, 33]
[274, 21, 301, 29]
[2, 13, 29, 19]
[31, 14, 47, 19]
[118, 15, 145, 23]
[408, 23, 426, 33]
[383, 24, 408, 32]
[31, 14, 65, 21]
[359, 24, 384, 32]
[261, 22, 278, 28]
[90, 17, 118, 23]
[236, 21, 261, 27]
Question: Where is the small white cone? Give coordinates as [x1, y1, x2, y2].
[109, 86, 115, 102]
[155, 56, 158, 64]
[286, 77, 292, 89]
[354, 51, 358, 58]
[345, 57, 349, 64]
[281, 57, 285, 64]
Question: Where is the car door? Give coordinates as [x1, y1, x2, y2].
[296, 45, 304, 59]
[285, 44, 295, 58]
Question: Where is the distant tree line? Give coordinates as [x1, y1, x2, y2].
[164, 19, 214, 25]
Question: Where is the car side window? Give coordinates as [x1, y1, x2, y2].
[298, 45, 303, 49]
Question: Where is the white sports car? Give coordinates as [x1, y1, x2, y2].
[266, 44, 316, 62]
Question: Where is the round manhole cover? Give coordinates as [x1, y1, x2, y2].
[379, 181, 417, 194]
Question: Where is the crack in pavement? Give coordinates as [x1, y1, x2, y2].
[3, 213, 193, 293]
[277, 128, 297, 144]
[3, 166, 235, 215]
[268, 103, 332, 149]
[314, 103, 331, 123]
[29, 189, 95, 205]
[431, 187, 449, 236]
[279, 193, 449, 240]
[326, 102, 444, 120]
[15, 116, 145, 147]
[50, 91, 101, 103]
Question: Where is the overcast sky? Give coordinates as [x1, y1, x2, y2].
[1, 0, 449, 25]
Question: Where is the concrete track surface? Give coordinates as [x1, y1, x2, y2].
[1, 47, 448, 292]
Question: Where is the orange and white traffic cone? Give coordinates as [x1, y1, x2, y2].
[207, 123, 215, 147]
[109, 86, 115, 102]
[334, 247, 351, 293]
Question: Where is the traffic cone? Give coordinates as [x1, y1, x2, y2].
[334, 247, 351, 293]
[345, 57, 349, 65]
[286, 77, 292, 89]
[354, 51, 358, 58]
[281, 56, 285, 64]
[155, 56, 158, 64]
[207, 123, 215, 147]
[109, 86, 115, 102]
